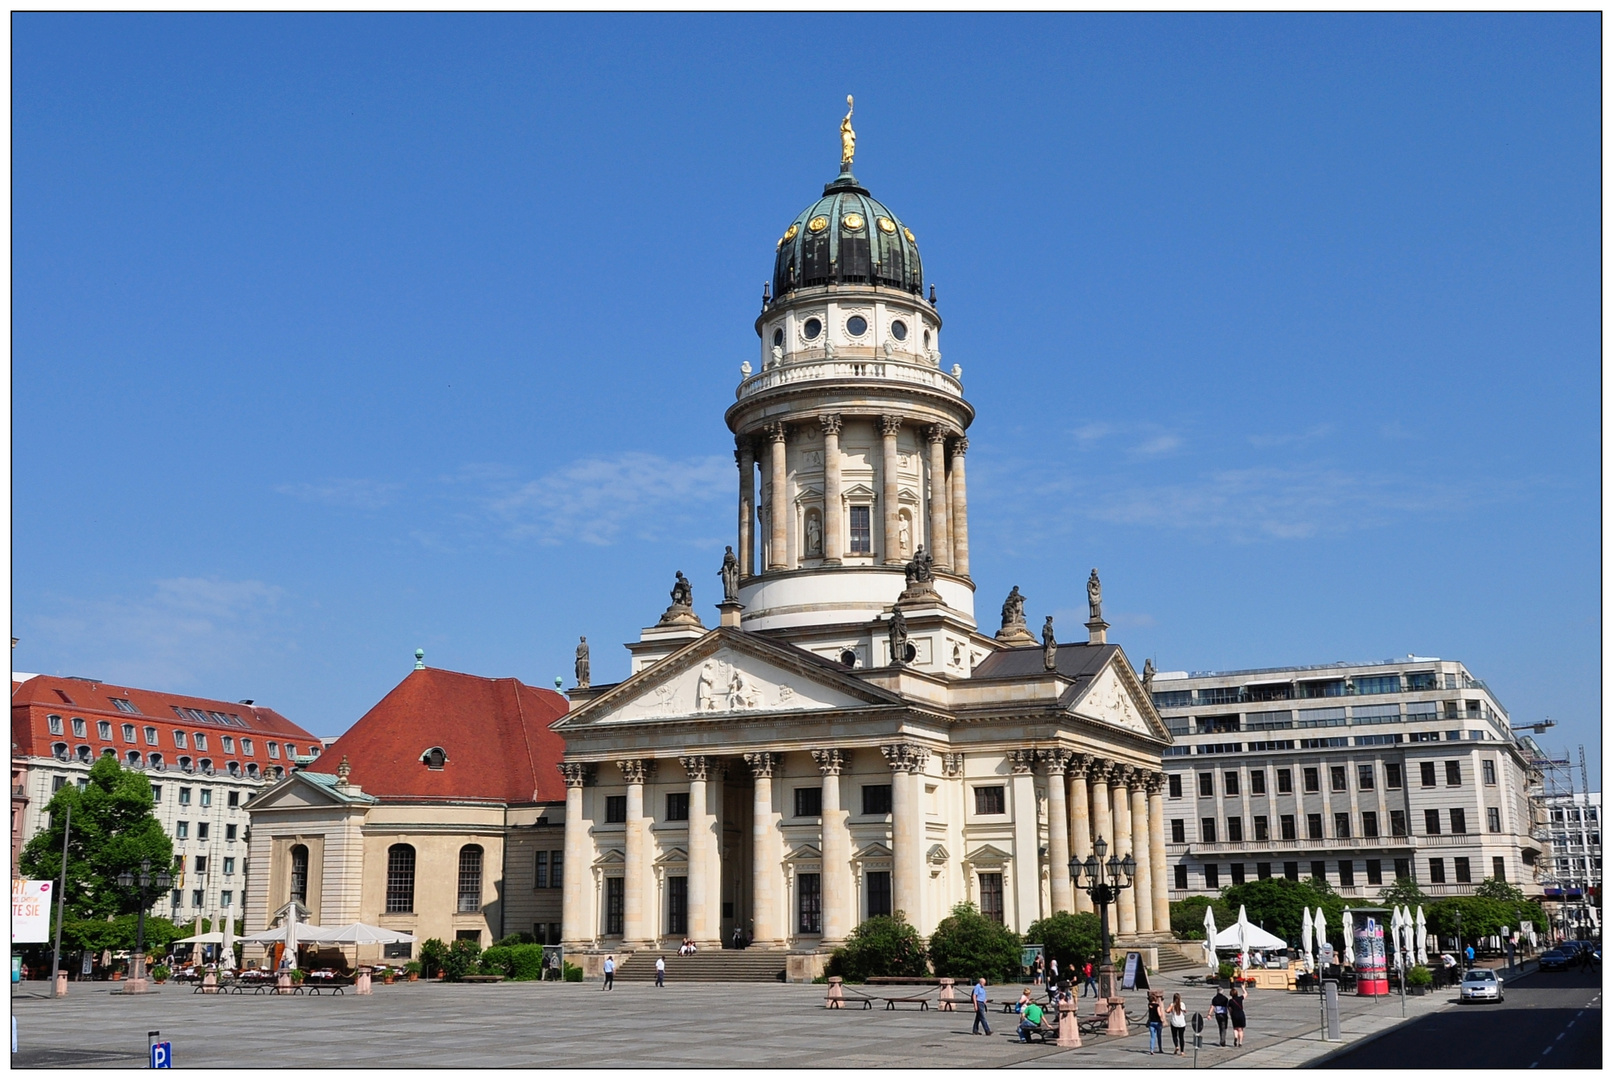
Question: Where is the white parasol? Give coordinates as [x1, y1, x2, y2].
[1341, 910, 1355, 967]
[1236, 905, 1252, 971]
[1302, 907, 1315, 972]
[1203, 905, 1220, 972]
[220, 912, 235, 971]
[1415, 907, 1428, 966]
[1314, 907, 1329, 965]
[237, 920, 330, 944]
[312, 923, 417, 945]
[173, 931, 225, 945]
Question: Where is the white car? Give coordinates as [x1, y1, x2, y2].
[1459, 968, 1504, 1003]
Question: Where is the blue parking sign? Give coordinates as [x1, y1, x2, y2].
[150, 1041, 173, 1069]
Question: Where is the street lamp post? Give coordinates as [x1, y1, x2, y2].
[1451, 909, 1463, 965]
[116, 859, 172, 985]
[1068, 836, 1135, 999]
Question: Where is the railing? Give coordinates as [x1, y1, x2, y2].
[1169, 836, 1416, 855]
[736, 355, 964, 400]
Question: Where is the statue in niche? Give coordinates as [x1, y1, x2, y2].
[805, 511, 823, 557]
[574, 636, 590, 688]
[696, 662, 718, 712]
[888, 608, 910, 667]
[1042, 616, 1057, 671]
[1000, 586, 1026, 632]
[719, 546, 741, 602]
[1142, 658, 1156, 695]
[671, 571, 693, 610]
[897, 512, 912, 557]
[1087, 568, 1103, 621]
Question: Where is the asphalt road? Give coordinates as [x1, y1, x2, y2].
[1317, 964, 1602, 1070]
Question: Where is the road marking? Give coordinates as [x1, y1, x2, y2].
[1542, 1046, 1553, 1057]
[1555, 1032, 1565, 1042]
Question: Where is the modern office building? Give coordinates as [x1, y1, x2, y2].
[1536, 788, 1601, 936]
[1151, 656, 1542, 902]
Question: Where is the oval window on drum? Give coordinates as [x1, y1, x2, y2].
[846, 316, 868, 337]
[891, 320, 908, 341]
[773, 328, 784, 348]
[803, 318, 822, 340]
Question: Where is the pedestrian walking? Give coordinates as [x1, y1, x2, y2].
[655, 955, 666, 988]
[1146, 991, 1164, 1055]
[971, 976, 992, 1036]
[1228, 987, 1247, 1047]
[1081, 961, 1097, 998]
[1046, 957, 1060, 1003]
[1167, 993, 1188, 1055]
[1031, 955, 1043, 986]
[1464, 944, 1475, 966]
[1209, 987, 1230, 1045]
[603, 955, 615, 991]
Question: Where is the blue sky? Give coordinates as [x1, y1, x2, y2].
[14, 14, 1600, 779]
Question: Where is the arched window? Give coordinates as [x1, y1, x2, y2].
[289, 844, 309, 906]
[421, 747, 447, 770]
[270, 766, 284, 780]
[386, 844, 416, 913]
[246, 763, 260, 779]
[457, 845, 483, 913]
[178, 756, 193, 773]
[75, 746, 92, 764]
[51, 743, 68, 762]
[199, 759, 214, 776]
[126, 750, 143, 768]
[227, 761, 240, 778]
[148, 752, 164, 770]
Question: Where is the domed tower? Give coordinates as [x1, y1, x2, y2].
[726, 110, 979, 668]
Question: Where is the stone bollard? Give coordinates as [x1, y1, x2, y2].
[1104, 995, 1129, 1037]
[202, 971, 218, 994]
[938, 978, 956, 1011]
[826, 976, 844, 1009]
[54, 971, 67, 998]
[355, 968, 372, 996]
[277, 973, 292, 995]
[1057, 1000, 1082, 1047]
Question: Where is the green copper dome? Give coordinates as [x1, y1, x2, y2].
[770, 166, 924, 301]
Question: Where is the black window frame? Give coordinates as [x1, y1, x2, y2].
[865, 870, 892, 918]
[1366, 859, 1383, 885]
[1306, 813, 1323, 840]
[1170, 819, 1185, 844]
[1223, 771, 1240, 796]
[1276, 768, 1293, 794]
[386, 844, 416, 914]
[1445, 761, 1462, 787]
[1250, 771, 1266, 796]
[973, 786, 1006, 815]
[862, 785, 892, 816]
[794, 787, 823, 818]
[1303, 767, 1320, 793]
[665, 792, 689, 821]
[1200, 817, 1217, 843]
[1168, 774, 1182, 799]
[1197, 773, 1214, 798]
[1424, 809, 1441, 835]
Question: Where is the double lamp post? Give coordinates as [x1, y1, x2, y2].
[116, 859, 172, 984]
[1068, 836, 1135, 999]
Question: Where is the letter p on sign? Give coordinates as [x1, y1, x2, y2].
[150, 1041, 172, 1069]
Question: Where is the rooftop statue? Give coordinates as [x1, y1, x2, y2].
[888, 607, 909, 667]
[905, 545, 934, 587]
[671, 571, 693, 609]
[840, 95, 856, 166]
[1087, 568, 1103, 621]
[1000, 586, 1026, 630]
[1141, 657, 1156, 695]
[719, 546, 741, 603]
[575, 636, 590, 689]
[1042, 616, 1057, 672]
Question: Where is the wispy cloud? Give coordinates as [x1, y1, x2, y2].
[1246, 424, 1334, 449]
[1072, 422, 1186, 460]
[274, 478, 403, 510]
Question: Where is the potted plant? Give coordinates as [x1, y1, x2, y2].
[152, 965, 171, 984]
[405, 961, 421, 982]
[289, 969, 307, 987]
[1406, 965, 1433, 995]
[383, 967, 396, 985]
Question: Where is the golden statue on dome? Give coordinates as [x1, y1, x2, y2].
[840, 95, 856, 166]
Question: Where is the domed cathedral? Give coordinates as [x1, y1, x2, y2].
[554, 103, 1174, 981]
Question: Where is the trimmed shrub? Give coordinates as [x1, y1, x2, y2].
[825, 914, 928, 982]
[562, 962, 583, 982]
[478, 945, 514, 976]
[1406, 964, 1433, 987]
[419, 938, 449, 979]
[442, 938, 482, 982]
[927, 902, 1022, 983]
[508, 944, 546, 981]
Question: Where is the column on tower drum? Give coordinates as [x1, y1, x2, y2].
[1112, 770, 1136, 935]
[1130, 782, 1153, 934]
[1069, 763, 1094, 914]
[737, 439, 755, 577]
[926, 427, 950, 569]
[949, 436, 969, 577]
[881, 416, 902, 563]
[767, 424, 788, 571]
[821, 414, 843, 564]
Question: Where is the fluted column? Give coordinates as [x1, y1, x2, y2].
[883, 743, 931, 928]
[814, 749, 852, 944]
[1147, 773, 1171, 933]
[820, 414, 843, 565]
[766, 423, 788, 571]
[1043, 750, 1073, 914]
[880, 416, 902, 563]
[1069, 756, 1094, 914]
[1112, 766, 1137, 935]
[1130, 780, 1153, 935]
[1008, 750, 1041, 928]
[559, 763, 594, 948]
[737, 439, 755, 578]
[618, 759, 651, 945]
[681, 755, 720, 946]
[949, 436, 970, 577]
[925, 426, 950, 570]
[745, 753, 781, 946]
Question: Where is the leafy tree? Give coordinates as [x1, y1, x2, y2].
[1427, 896, 1546, 945]
[1378, 878, 1429, 907]
[442, 938, 482, 981]
[419, 938, 449, 979]
[1473, 877, 1526, 903]
[926, 902, 1022, 982]
[1024, 912, 1100, 979]
[19, 756, 173, 924]
[1170, 895, 1233, 940]
[826, 913, 928, 982]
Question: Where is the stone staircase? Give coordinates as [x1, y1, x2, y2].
[613, 949, 788, 983]
[1156, 943, 1208, 974]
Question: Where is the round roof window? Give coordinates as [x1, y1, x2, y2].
[803, 318, 822, 340]
[891, 320, 908, 341]
[846, 316, 868, 337]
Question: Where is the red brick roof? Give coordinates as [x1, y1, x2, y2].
[300, 668, 569, 805]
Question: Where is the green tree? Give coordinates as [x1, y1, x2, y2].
[442, 938, 482, 981]
[419, 938, 449, 979]
[1170, 895, 1233, 940]
[1473, 877, 1526, 903]
[19, 756, 173, 924]
[826, 913, 928, 982]
[1024, 912, 1100, 979]
[926, 902, 1022, 982]
[1378, 877, 1429, 907]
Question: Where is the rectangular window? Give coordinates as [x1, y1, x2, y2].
[1201, 818, 1217, 843]
[1277, 768, 1293, 794]
[200, 789, 212, 807]
[1254, 816, 1269, 841]
[1330, 766, 1347, 792]
[1362, 811, 1379, 838]
[1174, 864, 1188, 890]
[1420, 762, 1437, 787]
[1280, 814, 1296, 841]
[1366, 859, 1382, 885]
[1284, 861, 1299, 881]
[973, 786, 1005, 815]
[1230, 863, 1246, 885]
[668, 875, 688, 935]
[1197, 773, 1214, 797]
[1427, 858, 1446, 884]
[1390, 810, 1407, 837]
[1352, 674, 1401, 695]
[534, 851, 549, 889]
[1492, 856, 1506, 882]
[1445, 761, 1461, 786]
[111, 697, 138, 713]
[145, 727, 158, 745]
[179, 787, 192, 805]
[1170, 819, 1185, 843]
[122, 723, 136, 743]
[1303, 767, 1320, 793]
[97, 719, 112, 740]
[197, 822, 210, 840]
[976, 872, 1004, 923]
[1223, 771, 1240, 796]
[193, 733, 207, 751]
[1257, 862, 1271, 879]
[797, 873, 825, 933]
[1357, 764, 1374, 790]
[1338, 860, 1354, 888]
[220, 890, 233, 909]
[173, 730, 187, 748]
[195, 855, 208, 873]
[241, 739, 253, 756]
[71, 717, 86, 737]
[606, 877, 625, 935]
[176, 821, 189, 839]
[191, 890, 203, 907]
[862, 785, 892, 816]
[268, 742, 281, 759]
[1449, 808, 1467, 834]
[227, 791, 239, 808]
[1250, 771, 1266, 796]
[1168, 774, 1182, 799]
[223, 857, 235, 876]
[1453, 857, 1471, 884]
[1310, 860, 1327, 882]
[1306, 813, 1323, 840]
[225, 824, 237, 842]
[665, 792, 689, 821]
[550, 852, 562, 887]
[222, 736, 235, 753]
[1482, 760, 1496, 785]
[1424, 809, 1441, 835]
[866, 870, 891, 918]
[795, 787, 823, 818]
[1203, 864, 1219, 889]
[1334, 813, 1350, 839]
[605, 795, 627, 823]
[1487, 807, 1501, 833]
[849, 505, 872, 553]
[1226, 817, 1243, 843]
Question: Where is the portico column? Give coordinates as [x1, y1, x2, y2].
[1088, 759, 1113, 861]
[1068, 757, 1094, 914]
[681, 755, 720, 947]
[880, 416, 903, 563]
[925, 426, 950, 570]
[766, 422, 789, 571]
[1112, 767, 1137, 936]
[949, 436, 970, 577]
[1147, 773, 1171, 933]
[1130, 780, 1153, 935]
[814, 750, 852, 944]
[744, 753, 781, 947]
[618, 759, 651, 946]
[1043, 750, 1073, 915]
[1008, 750, 1041, 928]
[820, 414, 843, 565]
[737, 438, 756, 578]
[882, 743, 931, 928]
[558, 763, 594, 948]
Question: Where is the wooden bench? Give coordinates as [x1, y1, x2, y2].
[302, 977, 354, 995]
[881, 992, 933, 1010]
[460, 974, 504, 983]
[825, 985, 876, 1010]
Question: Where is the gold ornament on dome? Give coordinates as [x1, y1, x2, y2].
[904, 227, 916, 242]
[808, 216, 829, 233]
[842, 212, 865, 231]
[877, 217, 896, 234]
[783, 223, 799, 242]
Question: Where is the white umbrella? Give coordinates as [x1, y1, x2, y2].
[221, 912, 235, 972]
[1302, 907, 1315, 972]
[237, 920, 331, 944]
[1214, 921, 1286, 950]
[311, 923, 416, 945]
[1314, 907, 1329, 966]
[1415, 907, 1428, 966]
[172, 931, 225, 945]
[1342, 910, 1355, 967]
[1235, 905, 1252, 971]
[1203, 905, 1220, 973]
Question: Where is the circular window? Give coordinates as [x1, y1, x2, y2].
[840, 649, 858, 668]
[808, 216, 829, 233]
[891, 320, 908, 341]
[803, 318, 822, 340]
[877, 217, 896, 234]
[846, 315, 868, 337]
[783, 223, 799, 242]
[773, 329, 784, 348]
[843, 212, 865, 231]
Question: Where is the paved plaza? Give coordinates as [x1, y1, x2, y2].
[10, 967, 1506, 1070]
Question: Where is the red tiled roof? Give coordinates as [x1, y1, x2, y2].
[301, 668, 569, 805]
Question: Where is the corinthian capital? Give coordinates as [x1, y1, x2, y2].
[617, 759, 653, 785]
[880, 415, 903, 437]
[1086, 757, 1113, 783]
[764, 421, 788, 444]
[1006, 749, 1037, 775]
[819, 413, 843, 437]
[950, 436, 969, 456]
[1039, 748, 1074, 775]
[1144, 771, 1166, 795]
[744, 751, 777, 778]
[679, 755, 710, 782]
[811, 748, 844, 775]
[880, 742, 931, 774]
[925, 424, 949, 446]
[558, 762, 594, 788]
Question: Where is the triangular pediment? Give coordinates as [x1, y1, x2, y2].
[593, 848, 625, 868]
[245, 772, 374, 812]
[653, 847, 689, 866]
[556, 628, 905, 729]
[964, 843, 1012, 866]
[1067, 653, 1171, 740]
[784, 843, 822, 861]
[854, 842, 893, 860]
